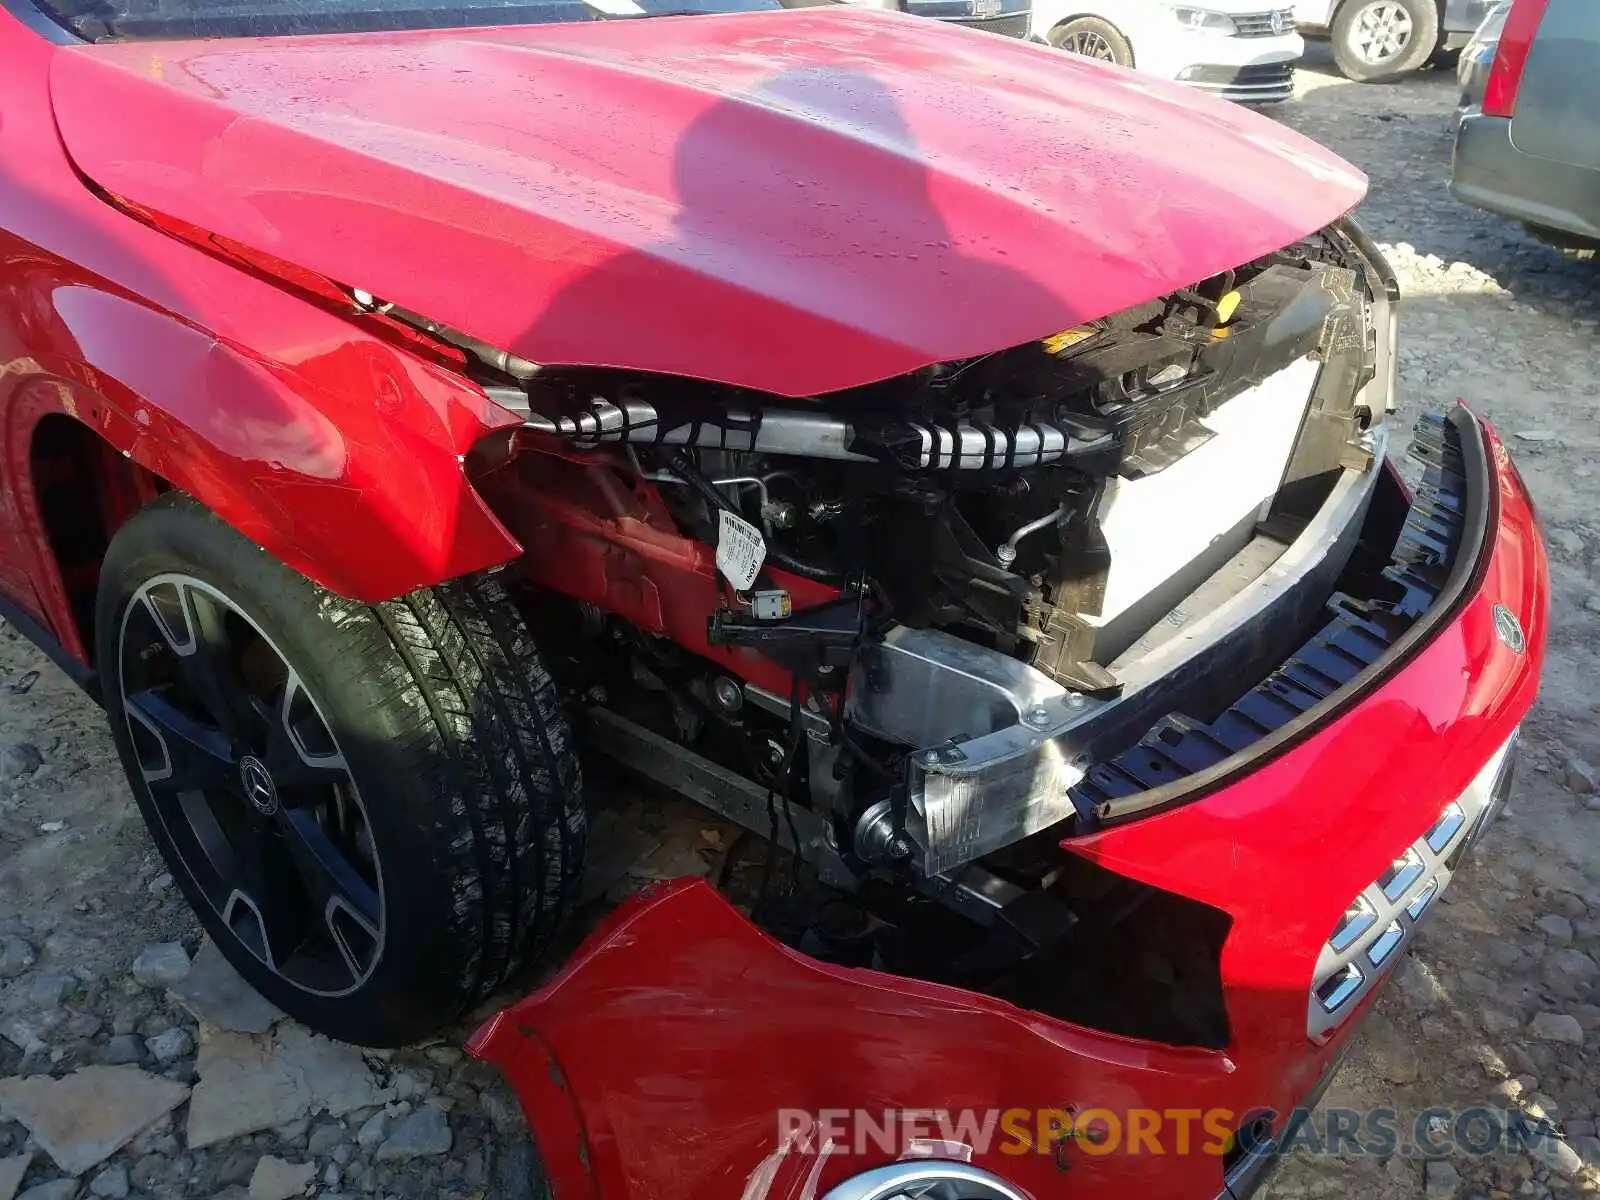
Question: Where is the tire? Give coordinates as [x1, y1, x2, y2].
[96, 495, 585, 1047]
[1047, 16, 1134, 68]
[1331, 0, 1440, 83]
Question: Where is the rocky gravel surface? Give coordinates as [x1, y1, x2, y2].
[1262, 46, 1600, 1200]
[0, 42, 1597, 1200]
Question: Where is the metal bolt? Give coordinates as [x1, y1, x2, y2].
[762, 501, 797, 530]
[1066, 694, 1087, 709]
[1027, 706, 1051, 726]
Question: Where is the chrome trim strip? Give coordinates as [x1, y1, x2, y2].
[1405, 879, 1438, 920]
[1380, 850, 1426, 901]
[1316, 963, 1364, 1012]
[1426, 801, 1466, 852]
[1328, 899, 1377, 952]
[1366, 921, 1404, 967]
[1307, 731, 1518, 1039]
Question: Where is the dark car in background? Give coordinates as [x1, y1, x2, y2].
[1451, 0, 1600, 252]
[897, 0, 1030, 36]
[784, 0, 1032, 37]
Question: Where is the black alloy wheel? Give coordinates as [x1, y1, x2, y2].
[1048, 17, 1135, 68]
[119, 573, 384, 996]
[98, 495, 585, 1046]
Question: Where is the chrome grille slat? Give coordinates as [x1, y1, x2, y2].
[1188, 82, 1296, 96]
[1426, 802, 1466, 852]
[1307, 732, 1519, 1041]
[1315, 962, 1364, 1012]
[1405, 879, 1439, 920]
[1367, 921, 1404, 967]
[1328, 898, 1377, 952]
[1233, 8, 1294, 36]
[1177, 60, 1296, 103]
[1379, 849, 1425, 901]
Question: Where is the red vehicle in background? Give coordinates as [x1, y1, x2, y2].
[0, 0, 1546, 1194]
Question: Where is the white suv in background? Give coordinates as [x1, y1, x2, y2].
[1031, 1, 1304, 103]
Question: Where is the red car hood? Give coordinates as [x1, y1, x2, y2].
[51, 9, 1365, 397]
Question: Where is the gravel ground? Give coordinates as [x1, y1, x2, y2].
[0, 44, 1598, 1200]
[1265, 45, 1600, 1200]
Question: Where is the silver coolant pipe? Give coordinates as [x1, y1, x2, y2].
[995, 503, 1068, 567]
[494, 392, 1105, 471]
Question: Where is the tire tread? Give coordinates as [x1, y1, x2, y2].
[96, 496, 585, 1044]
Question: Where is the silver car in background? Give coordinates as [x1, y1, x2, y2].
[1450, 0, 1600, 254]
[1456, 0, 1510, 117]
[1294, 0, 1494, 82]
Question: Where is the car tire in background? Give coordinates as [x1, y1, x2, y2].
[1047, 16, 1134, 67]
[96, 495, 586, 1047]
[1331, 0, 1440, 82]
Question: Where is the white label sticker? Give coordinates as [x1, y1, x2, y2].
[716, 509, 767, 592]
[583, 0, 646, 13]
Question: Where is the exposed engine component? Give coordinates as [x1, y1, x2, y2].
[995, 503, 1067, 568]
[487, 223, 1388, 923]
[504, 238, 1368, 690]
[853, 798, 914, 864]
[508, 394, 1112, 472]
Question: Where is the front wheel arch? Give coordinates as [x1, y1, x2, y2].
[26, 410, 170, 665]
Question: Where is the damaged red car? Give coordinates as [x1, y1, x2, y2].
[0, 0, 1547, 1194]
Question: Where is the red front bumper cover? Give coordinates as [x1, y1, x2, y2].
[469, 406, 1547, 1200]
